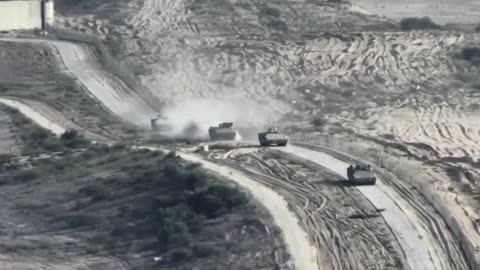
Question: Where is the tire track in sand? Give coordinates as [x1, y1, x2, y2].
[206, 149, 404, 270]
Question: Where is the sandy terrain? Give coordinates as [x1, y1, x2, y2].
[361, 104, 480, 159]
[3, 35, 474, 268]
[351, 0, 480, 25]
[178, 150, 319, 270]
[202, 147, 405, 269]
[0, 97, 66, 136]
[1, 0, 479, 269]
[0, 39, 136, 141]
[281, 145, 469, 270]
[0, 38, 157, 127]
[0, 70, 311, 270]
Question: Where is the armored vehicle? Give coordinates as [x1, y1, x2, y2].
[346, 164, 377, 185]
[151, 115, 170, 132]
[258, 129, 288, 146]
[208, 122, 237, 141]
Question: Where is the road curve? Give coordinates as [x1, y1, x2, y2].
[2, 36, 467, 270]
[0, 37, 157, 128]
[176, 150, 319, 270]
[280, 145, 448, 270]
[1, 38, 320, 270]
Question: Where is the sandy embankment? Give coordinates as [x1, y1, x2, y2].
[177, 151, 319, 270]
[0, 97, 66, 136]
[280, 146, 442, 270]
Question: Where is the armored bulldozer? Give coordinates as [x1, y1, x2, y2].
[258, 129, 288, 147]
[346, 164, 376, 185]
[208, 122, 237, 141]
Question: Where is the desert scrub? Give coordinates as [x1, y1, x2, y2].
[400, 17, 441, 31]
[261, 6, 281, 18]
[267, 20, 288, 33]
[460, 47, 480, 65]
[311, 115, 325, 129]
[7, 144, 251, 264]
[456, 72, 480, 90]
[5, 107, 90, 155]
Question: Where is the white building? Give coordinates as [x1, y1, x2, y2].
[0, 0, 54, 31]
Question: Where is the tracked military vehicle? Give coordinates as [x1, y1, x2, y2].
[258, 129, 288, 147]
[150, 115, 172, 132]
[208, 122, 237, 141]
[346, 164, 377, 185]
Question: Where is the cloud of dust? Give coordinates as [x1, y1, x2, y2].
[159, 97, 274, 139]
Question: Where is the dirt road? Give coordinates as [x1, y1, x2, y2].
[0, 37, 157, 129]
[177, 150, 319, 270]
[202, 148, 405, 269]
[0, 97, 66, 136]
[0, 39, 320, 270]
[1, 36, 471, 269]
[280, 145, 470, 270]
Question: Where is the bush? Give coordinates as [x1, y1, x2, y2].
[267, 20, 288, 33]
[261, 6, 281, 18]
[461, 47, 480, 65]
[187, 192, 226, 218]
[192, 243, 220, 258]
[79, 185, 111, 202]
[65, 214, 99, 228]
[206, 185, 247, 208]
[456, 72, 480, 90]
[31, 129, 50, 142]
[42, 137, 65, 152]
[184, 169, 209, 190]
[169, 247, 192, 263]
[475, 24, 480, 32]
[13, 168, 41, 182]
[400, 17, 441, 31]
[311, 116, 325, 127]
[61, 129, 90, 148]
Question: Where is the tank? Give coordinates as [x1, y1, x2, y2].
[346, 164, 376, 185]
[258, 129, 288, 147]
[44, 0, 55, 27]
[208, 122, 236, 141]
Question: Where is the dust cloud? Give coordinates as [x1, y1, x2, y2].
[159, 97, 274, 139]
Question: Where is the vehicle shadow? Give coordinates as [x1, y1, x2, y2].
[316, 179, 376, 187]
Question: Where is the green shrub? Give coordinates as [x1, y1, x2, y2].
[184, 169, 209, 190]
[311, 116, 325, 127]
[400, 17, 441, 30]
[42, 137, 65, 152]
[262, 6, 281, 18]
[187, 192, 226, 218]
[169, 247, 192, 263]
[461, 47, 480, 65]
[79, 185, 111, 202]
[65, 214, 99, 228]
[31, 129, 50, 142]
[61, 129, 90, 148]
[475, 24, 480, 32]
[13, 168, 41, 182]
[192, 243, 220, 258]
[456, 72, 480, 90]
[267, 20, 288, 32]
[206, 184, 247, 208]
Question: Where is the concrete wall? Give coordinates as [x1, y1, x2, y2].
[0, 1, 42, 31]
